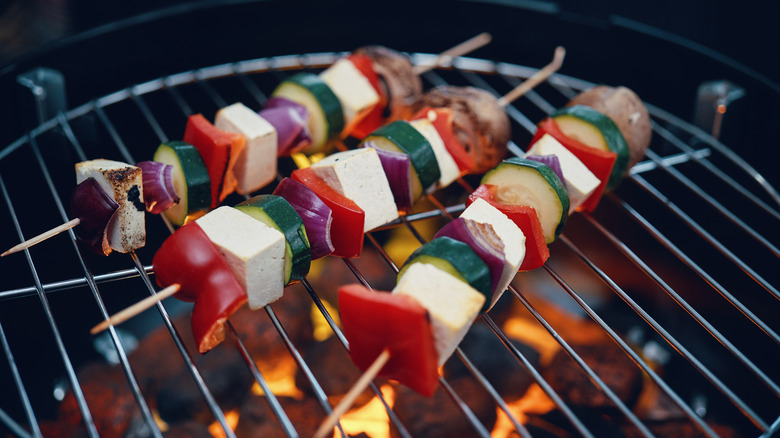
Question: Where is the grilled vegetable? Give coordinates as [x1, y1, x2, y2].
[397, 236, 492, 310]
[69, 177, 119, 255]
[236, 195, 311, 286]
[272, 177, 334, 260]
[291, 167, 365, 258]
[481, 157, 569, 243]
[552, 105, 629, 189]
[362, 120, 440, 198]
[338, 284, 439, 397]
[152, 221, 247, 353]
[270, 73, 344, 154]
[152, 141, 211, 226]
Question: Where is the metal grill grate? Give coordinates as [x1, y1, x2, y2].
[1, 52, 778, 438]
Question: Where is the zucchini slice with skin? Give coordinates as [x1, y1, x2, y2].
[236, 195, 311, 285]
[482, 157, 569, 244]
[152, 141, 210, 226]
[552, 105, 630, 190]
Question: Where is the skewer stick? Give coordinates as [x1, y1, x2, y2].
[90, 284, 181, 335]
[497, 46, 566, 108]
[412, 32, 493, 75]
[313, 348, 391, 438]
[2, 218, 81, 257]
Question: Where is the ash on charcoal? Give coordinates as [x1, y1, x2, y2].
[294, 335, 379, 409]
[442, 322, 538, 401]
[390, 376, 497, 438]
[235, 394, 326, 438]
[541, 341, 644, 413]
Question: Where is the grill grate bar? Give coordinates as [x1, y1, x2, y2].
[438, 376, 492, 437]
[624, 177, 780, 339]
[231, 63, 268, 107]
[14, 137, 99, 437]
[646, 104, 780, 207]
[131, 90, 170, 143]
[165, 80, 194, 117]
[643, 146, 780, 264]
[563, 209, 771, 430]
[0, 267, 150, 301]
[92, 104, 135, 165]
[264, 305, 347, 438]
[0, 321, 40, 438]
[582, 210, 780, 390]
[546, 239, 720, 437]
[128, 252, 237, 438]
[300, 278, 414, 438]
[652, 121, 780, 222]
[226, 320, 298, 437]
[481, 312, 596, 438]
[0, 406, 33, 438]
[196, 69, 229, 109]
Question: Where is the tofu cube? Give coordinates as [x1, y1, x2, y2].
[409, 118, 461, 189]
[310, 147, 398, 231]
[196, 206, 286, 310]
[75, 159, 145, 253]
[320, 58, 380, 129]
[393, 262, 485, 365]
[460, 198, 525, 306]
[215, 102, 277, 194]
[527, 134, 600, 214]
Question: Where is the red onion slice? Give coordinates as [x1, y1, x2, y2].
[137, 161, 180, 214]
[70, 177, 120, 255]
[273, 177, 334, 260]
[526, 154, 566, 190]
[434, 217, 505, 297]
[259, 106, 312, 156]
[362, 141, 413, 213]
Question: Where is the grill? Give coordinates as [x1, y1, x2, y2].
[1, 3, 779, 437]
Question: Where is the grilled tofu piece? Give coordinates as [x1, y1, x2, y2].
[195, 206, 286, 310]
[75, 159, 145, 253]
[393, 262, 485, 365]
[320, 58, 380, 133]
[215, 102, 277, 195]
[310, 147, 398, 231]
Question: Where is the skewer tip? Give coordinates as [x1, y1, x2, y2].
[90, 283, 181, 335]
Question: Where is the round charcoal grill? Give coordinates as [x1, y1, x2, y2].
[0, 2, 779, 437]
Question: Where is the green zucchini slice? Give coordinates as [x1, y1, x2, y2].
[152, 141, 210, 226]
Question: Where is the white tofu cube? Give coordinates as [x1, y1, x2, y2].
[75, 159, 145, 253]
[215, 102, 277, 195]
[460, 198, 525, 306]
[320, 58, 380, 129]
[409, 118, 461, 189]
[527, 134, 600, 214]
[393, 262, 485, 365]
[310, 147, 398, 231]
[196, 206, 286, 310]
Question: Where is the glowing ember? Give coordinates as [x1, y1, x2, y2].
[208, 409, 240, 438]
[331, 384, 395, 438]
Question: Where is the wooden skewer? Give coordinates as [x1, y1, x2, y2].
[497, 46, 566, 108]
[313, 348, 391, 438]
[412, 32, 492, 75]
[2, 218, 81, 257]
[90, 284, 181, 335]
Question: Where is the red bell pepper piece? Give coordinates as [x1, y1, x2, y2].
[532, 118, 615, 212]
[338, 284, 439, 397]
[152, 221, 247, 353]
[346, 54, 388, 139]
[412, 107, 476, 174]
[291, 167, 365, 258]
[468, 184, 549, 271]
[183, 114, 245, 209]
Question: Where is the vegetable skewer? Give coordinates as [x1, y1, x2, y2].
[313, 46, 568, 438]
[1, 36, 493, 258]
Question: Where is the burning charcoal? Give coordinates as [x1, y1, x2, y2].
[228, 283, 314, 361]
[622, 419, 740, 438]
[294, 335, 378, 408]
[55, 362, 141, 438]
[156, 342, 253, 425]
[391, 376, 497, 438]
[524, 407, 624, 438]
[235, 394, 326, 438]
[541, 342, 644, 413]
[162, 421, 213, 437]
[443, 322, 539, 401]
